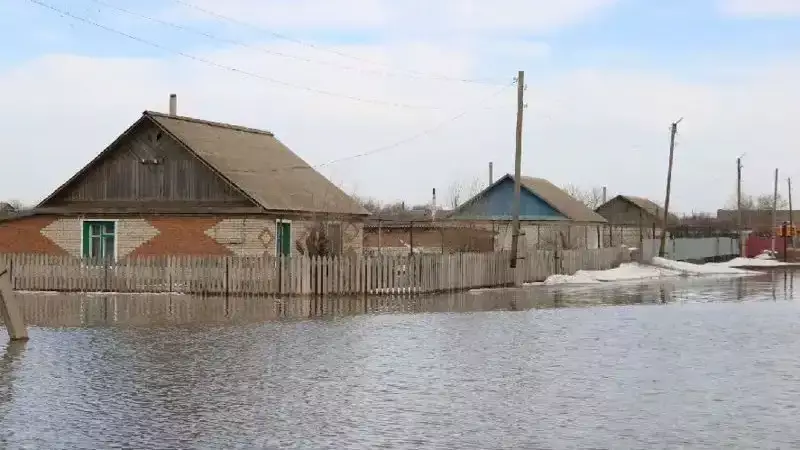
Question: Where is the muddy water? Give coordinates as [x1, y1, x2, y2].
[1, 271, 799, 448]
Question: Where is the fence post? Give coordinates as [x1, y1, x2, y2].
[104, 260, 109, 292]
[224, 256, 230, 299]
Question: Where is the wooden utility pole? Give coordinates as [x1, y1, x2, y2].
[658, 118, 682, 257]
[510, 70, 525, 268]
[789, 177, 794, 249]
[737, 157, 744, 257]
[772, 168, 779, 253]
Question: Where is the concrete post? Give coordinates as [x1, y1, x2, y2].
[0, 257, 28, 341]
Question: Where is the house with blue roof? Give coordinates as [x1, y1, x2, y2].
[449, 174, 607, 250]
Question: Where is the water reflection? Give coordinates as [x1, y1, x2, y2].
[0, 271, 799, 448]
[0, 270, 794, 328]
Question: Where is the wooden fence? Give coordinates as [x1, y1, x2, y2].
[0, 247, 627, 296]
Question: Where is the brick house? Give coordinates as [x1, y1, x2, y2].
[449, 174, 607, 250]
[0, 100, 369, 260]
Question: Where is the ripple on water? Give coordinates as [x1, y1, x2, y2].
[0, 272, 799, 448]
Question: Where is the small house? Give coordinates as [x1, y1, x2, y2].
[0, 97, 369, 260]
[595, 195, 679, 247]
[449, 174, 607, 250]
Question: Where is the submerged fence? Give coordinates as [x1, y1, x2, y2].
[1, 247, 627, 296]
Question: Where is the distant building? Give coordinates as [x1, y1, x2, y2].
[449, 174, 607, 250]
[716, 209, 797, 233]
[595, 195, 679, 247]
[0, 202, 16, 214]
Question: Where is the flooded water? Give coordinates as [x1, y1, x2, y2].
[2, 270, 800, 448]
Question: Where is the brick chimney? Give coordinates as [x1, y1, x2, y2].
[169, 93, 177, 116]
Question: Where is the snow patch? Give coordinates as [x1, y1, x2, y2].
[540, 257, 757, 285]
[714, 257, 790, 268]
[542, 262, 680, 285]
[651, 257, 754, 275]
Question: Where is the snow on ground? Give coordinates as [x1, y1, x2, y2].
[713, 257, 791, 268]
[540, 257, 757, 286]
[651, 257, 755, 275]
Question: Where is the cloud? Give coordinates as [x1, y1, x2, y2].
[162, 0, 388, 31]
[718, 0, 800, 17]
[2, 0, 800, 214]
[165, 0, 618, 34]
[2, 35, 800, 215]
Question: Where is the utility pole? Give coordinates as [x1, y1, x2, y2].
[737, 157, 744, 257]
[510, 70, 525, 269]
[789, 177, 794, 249]
[772, 168, 779, 253]
[658, 118, 682, 257]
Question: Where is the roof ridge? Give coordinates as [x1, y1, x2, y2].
[144, 110, 274, 136]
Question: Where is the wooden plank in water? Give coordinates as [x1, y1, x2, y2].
[0, 259, 28, 341]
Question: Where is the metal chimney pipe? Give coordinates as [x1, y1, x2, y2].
[602, 186, 607, 204]
[431, 188, 437, 221]
[169, 94, 177, 116]
[489, 162, 493, 186]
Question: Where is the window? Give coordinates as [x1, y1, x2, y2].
[82, 220, 116, 261]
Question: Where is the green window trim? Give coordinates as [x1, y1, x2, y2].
[82, 220, 117, 261]
[276, 221, 291, 257]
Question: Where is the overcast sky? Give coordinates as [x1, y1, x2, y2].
[1, 0, 799, 213]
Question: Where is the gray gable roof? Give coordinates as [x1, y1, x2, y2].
[518, 176, 607, 223]
[600, 195, 679, 224]
[147, 112, 369, 216]
[39, 111, 369, 216]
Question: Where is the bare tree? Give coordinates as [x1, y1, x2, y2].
[725, 192, 787, 210]
[352, 195, 382, 213]
[755, 193, 788, 210]
[562, 185, 605, 210]
[447, 177, 483, 209]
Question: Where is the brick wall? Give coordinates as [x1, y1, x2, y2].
[0, 215, 364, 258]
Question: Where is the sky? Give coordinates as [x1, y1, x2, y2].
[1, 0, 800, 214]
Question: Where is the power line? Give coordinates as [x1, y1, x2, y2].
[25, 0, 440, 110]
[88, 0, 510, 87]
[167, 0, 507, 86]
[271, 81, 515, 173]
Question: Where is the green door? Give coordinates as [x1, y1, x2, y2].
[276, 222, 291, 256]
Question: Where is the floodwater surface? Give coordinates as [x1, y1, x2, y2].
[1, 270, 800, 449]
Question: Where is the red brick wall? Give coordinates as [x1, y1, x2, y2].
[0, 215, 232, 257]
[130, 218, 231, 257]
[0, 215, 364, 258]
[0, 216, 67, 255]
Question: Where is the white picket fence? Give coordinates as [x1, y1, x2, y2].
[1, 247, 628, 296]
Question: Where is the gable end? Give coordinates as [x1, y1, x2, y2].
[452, 176, 567, 220]
[38, 116, 259, 212]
